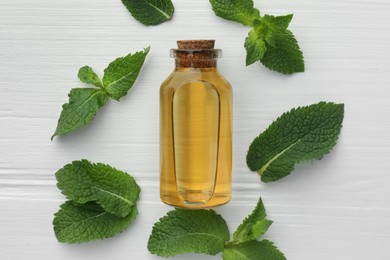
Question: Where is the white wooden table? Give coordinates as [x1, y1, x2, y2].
[1, 0, 390, 259]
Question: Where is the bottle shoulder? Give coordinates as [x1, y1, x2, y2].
[160, 72, 175, 89]
[160, 68, 232, 93]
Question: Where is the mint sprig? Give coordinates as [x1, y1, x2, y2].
[210, 0, 304, 74]
[247, 102, 345, 182]
[148, 197, 285, 259]
[53, 160, 141, 243]
[52, 47, 150, 140]
[121, 0, 174, 26]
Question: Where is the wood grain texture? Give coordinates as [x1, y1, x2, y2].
[1, 0, 390, 259]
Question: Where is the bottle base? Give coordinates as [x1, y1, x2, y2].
[160, 192, 231, 209]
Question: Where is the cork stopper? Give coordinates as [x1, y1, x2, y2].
[172, 40, 220, 68]
[177, 40, 215, 50]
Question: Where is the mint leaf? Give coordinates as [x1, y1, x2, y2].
[53, 201, 138, 244]
[262, 14, 293, 31]
[260, 30, 304, 74]
[103, 47, 150, 101]
[223, 240, 286, 260]
[148, 209, 230, 257]
[244, 20, 267, 65]
[78, 66, 103, 88]
[210, 0, 260, 26]
[247, 102, 344, 182]
[52, 88, 108, 140]
[56, 160, 140, 217]
[233, 198, 272, 243]
[121, 0, 174, 26]
[148, 198, 286, 258]
[52, 47, 149, 139]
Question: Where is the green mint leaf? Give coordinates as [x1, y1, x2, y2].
[247, 102, 344, 182]
[237, 13, 304, 74]
[103, 47, 150, 101]
[262, 14, 293, 31]
[260, 29, 304, 74]
[244, 21, 267, 65]
[223, 240, 286, 260]
[52, 88, 108, 139]
[256, 14, 303, 75]
[121, 0, 174, 26]
[53, 201, 138, 244]
[56, 160, 140, 217]
[77, 66, 103, 88]
[148, 209, 230, 257]
[210, 0, 260, 26]
[233, 198, 273, 243]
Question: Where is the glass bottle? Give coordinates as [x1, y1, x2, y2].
[160, 40, 232, 208]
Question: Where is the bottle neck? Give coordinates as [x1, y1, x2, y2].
[171, 49, 221, 69]
[175, 58, 217, 68]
